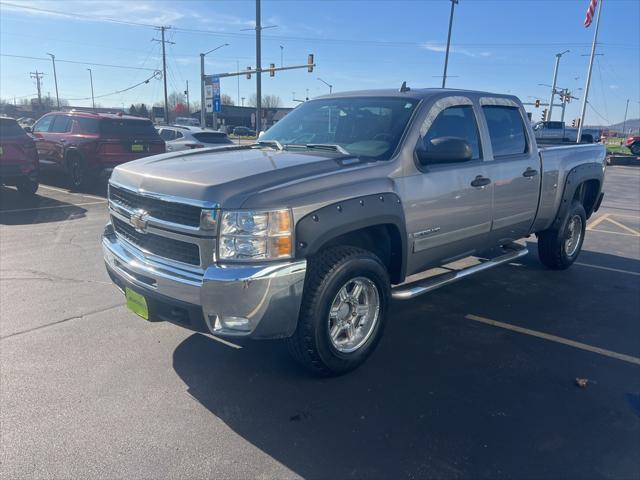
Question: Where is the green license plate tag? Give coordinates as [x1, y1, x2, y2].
[125, 287, 149, 320]
[131, 144, 144, 152]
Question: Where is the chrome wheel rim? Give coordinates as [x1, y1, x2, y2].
[328, 277, 380, 354]
[564, 215, 583, 257]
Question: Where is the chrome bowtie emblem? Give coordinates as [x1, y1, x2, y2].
[130, 209, 149, 233]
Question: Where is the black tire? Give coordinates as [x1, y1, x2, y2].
[16, 178, 39, 196]
[66, 153, 90, 190]
[287, 246, 390, 376]
[537, 200, 586, 270]
[630, 143, 640, 156]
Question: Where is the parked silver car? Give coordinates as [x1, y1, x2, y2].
[156, 126, 233, 151]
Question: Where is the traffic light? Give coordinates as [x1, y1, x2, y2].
[307, 54, 314, 73]
[246, 67, 252, 80]
[535, 99, 540, 108]
[571, 119, 576, 127]
[541, 109, 548, 121]
[269, 63, 275, 77]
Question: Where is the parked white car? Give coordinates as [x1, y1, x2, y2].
[156, 126, 234, 151]
[174, 117, 200, 127]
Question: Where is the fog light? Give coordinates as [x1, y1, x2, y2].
[220, 316, 250, 331]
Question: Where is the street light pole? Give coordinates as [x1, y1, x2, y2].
[280, 45, 284, 67]
[442, 0, 458, 89]
[200, 43, 229, 128]
[255, 0, 262, 134]
[317, 77, 333, 94]
[622, 98, 629, 136]
[547, 50, 569, 121]
[46, 53, 60, 110]
[87, 68, 95, 110]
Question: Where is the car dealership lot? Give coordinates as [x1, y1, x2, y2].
[1, 168, 638, 479]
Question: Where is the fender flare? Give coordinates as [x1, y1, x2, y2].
[295, 192, 407, 281]
[554, 162, 603, 227]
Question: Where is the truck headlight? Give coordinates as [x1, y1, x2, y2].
[218, 209, 293, 261]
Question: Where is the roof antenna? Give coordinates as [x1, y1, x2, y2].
[399, 81, 410, 93]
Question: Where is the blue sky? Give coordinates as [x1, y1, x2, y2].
[1, 0, 638, 125]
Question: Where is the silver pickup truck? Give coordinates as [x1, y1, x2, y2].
[103, 88, 606, 375]
[533, 121, 600, 144]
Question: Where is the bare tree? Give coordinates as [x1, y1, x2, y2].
[221, 94, 234, 106]
[247, 94, 282, 108]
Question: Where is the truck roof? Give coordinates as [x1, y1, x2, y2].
[314, 88, 520, 104]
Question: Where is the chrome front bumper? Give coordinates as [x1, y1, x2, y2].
[102, 224, 307, 339]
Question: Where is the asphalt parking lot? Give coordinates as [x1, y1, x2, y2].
[1, 167, 639, 479]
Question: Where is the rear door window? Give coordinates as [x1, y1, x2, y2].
[482, 106, 528, 157]
[75, 117, 99, 134]
[100, 119, 158, 138]
[32, 115, 54, 133]
[193, 132, 233, 144]
[423, 105, 482, 160]
[49, 115, 72, 133]
[159, 129, 176, 141]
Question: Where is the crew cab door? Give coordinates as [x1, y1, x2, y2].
[31, 115, 55, 164]
[399, 98, 493, 275]
[479, 100, 541, 243]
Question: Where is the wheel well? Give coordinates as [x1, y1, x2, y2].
[320, 224, 404, 284]
[574, 179, 600, 218]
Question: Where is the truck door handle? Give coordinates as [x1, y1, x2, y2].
[523, 167, 538, 177]
[470, 176, 491, 188]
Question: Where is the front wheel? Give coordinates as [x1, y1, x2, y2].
[537, 200, 586, 270]
[67, 154, 90, 190]
[287, 246, 390, 376]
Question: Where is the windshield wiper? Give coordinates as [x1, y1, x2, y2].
[304, 143, 351, 155]
[255, 139, 284, 151]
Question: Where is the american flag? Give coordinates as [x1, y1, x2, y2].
[584, 0, 598, 27]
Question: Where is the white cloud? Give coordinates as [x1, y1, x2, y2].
[609, 84, 620, 90]
[419, 42, 490, 58]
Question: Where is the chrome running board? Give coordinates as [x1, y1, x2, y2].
[391, 245, 528, 300]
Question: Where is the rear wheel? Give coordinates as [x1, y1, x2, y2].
[67, 153, 90, 190]
[630, 143, 640, 156]
[537, 200, 586, 270]
[16, 178, 39, 196]
[287, 246, 390, 376]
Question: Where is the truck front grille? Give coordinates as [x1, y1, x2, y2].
[112, 217, 200, 266]
[109, 184, 202, 227]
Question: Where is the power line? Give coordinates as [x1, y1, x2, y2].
[64, 71, 161, 101]
[0, 54, 159, 71]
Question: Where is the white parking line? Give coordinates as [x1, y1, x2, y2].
[575, 262, 640, 276]
[39, 184, 107, 202]
[0, 201, 106, 214]
[465, 314, 640, 366]
[209, 335, 243, 349]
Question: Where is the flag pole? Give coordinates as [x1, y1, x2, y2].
[577, 0, 603, 143]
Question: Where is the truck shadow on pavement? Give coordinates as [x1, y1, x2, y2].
[172, 248, 640, 479]
[0, 186, 89, 225]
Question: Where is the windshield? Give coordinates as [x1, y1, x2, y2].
[260, 97, 419, 159]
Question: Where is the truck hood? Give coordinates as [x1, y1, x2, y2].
[110, 146, 369, 208]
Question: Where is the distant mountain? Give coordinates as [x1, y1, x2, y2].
[588, 118, 640, 134]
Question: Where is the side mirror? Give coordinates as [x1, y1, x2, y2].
[258, 130, 265, 139]
[417, 136, 472, 165]
[23, 126, 32, 133]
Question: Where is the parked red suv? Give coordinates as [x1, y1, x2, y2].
[31, 111, 165, 188]
[0, 116, 39, 195]
[625, 135, 640, 156]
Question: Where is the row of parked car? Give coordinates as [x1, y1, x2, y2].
[0, 110, 237, 196]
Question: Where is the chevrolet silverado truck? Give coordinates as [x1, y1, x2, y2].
[102, 87, 605, 375]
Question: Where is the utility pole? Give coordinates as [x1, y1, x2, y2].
[280, 45, 284, 67]
[622, 98, 629, 136]
[237, 60, 240, 106]
[153, 26, 174, 124]
[578, 0, 603, 143]
[241, 97, 245, 107]
[442, 0, 458, 88]
[46, 53, 60, 110]
[184, 80, 190, 113]
[255, 0, 262, 133]
[547, 50, 570, 121]
[30, 70, 44, 109]
[87, 68, 95, 110]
